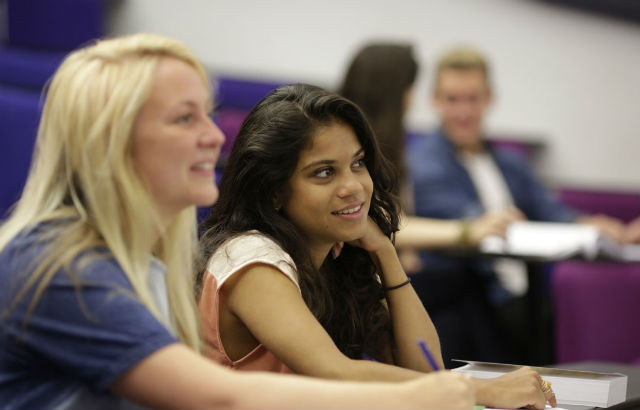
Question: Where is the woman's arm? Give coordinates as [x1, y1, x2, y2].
[110, 342, 476, 409]
[222, 262, 424, 382]
[625, 216, 640, 243]
[395, 216, 470, 249]
[218, 249, 554, 409]
[395, 209, 524, 250]
[376, 242, 444, 371]
[349, 219, 444, 371]
[349, 219, 557, 410]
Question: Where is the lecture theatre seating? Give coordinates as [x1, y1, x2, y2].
[553, 260, 640, 364]
[1, 0, 104, 219]
[552, 190, 640, 365]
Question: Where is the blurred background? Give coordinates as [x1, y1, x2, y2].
[104, 0, 640, 191]
[3, 0, 640, 196]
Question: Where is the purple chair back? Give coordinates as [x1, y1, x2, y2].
[0, 85, 41, 219]
[553, 260, 640, 364]
[213, 108, 247, 160]
[558, 188, 640, 223]
[7, 0, 104, 50]
[212, 76, 286, 159]
[215, 76, 284, 111]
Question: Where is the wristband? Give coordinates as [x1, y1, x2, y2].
[383, 277, 411, 292]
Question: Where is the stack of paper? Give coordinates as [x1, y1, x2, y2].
[453, 360, 628, 408]
[479, 221, 640, 262]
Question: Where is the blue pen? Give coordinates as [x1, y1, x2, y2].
[362, 353, 378, 362]
[417, 339, 441, 371]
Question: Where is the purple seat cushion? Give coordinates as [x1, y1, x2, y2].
[553, 261, 640, 364]
[558, 188, 640, 223]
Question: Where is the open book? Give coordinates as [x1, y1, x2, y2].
[479, 221, 640, 261]
[453, 360, 628, 407]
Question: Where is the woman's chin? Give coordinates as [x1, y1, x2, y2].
[340, 228, 369, 244]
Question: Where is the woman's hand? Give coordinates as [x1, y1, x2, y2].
[624, 216, 640, 244]
[577, 214, 627, 243]
[347, 217, 392, 253]
[467, 208, 525, 246]
[472, 367, 557, 409]
[332, 217, 391, 259]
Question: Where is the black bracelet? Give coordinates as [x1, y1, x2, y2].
[383, 277, 411, 292]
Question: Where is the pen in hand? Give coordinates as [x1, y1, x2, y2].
[417, 339, 441, 371]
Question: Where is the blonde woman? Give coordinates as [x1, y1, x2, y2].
[0, 33, 475, 410]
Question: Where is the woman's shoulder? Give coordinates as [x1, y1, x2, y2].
[0, 220, 127, 288]
[2, 219, 63, 250]
[0, 220, 68, 275]
[205, 230, 297, 285]
[215, 230, 290, 258]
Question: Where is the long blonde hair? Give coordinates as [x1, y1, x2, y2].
[0, 33, 210, 351]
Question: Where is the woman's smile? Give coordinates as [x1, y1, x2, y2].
[331, 203, 366, 220]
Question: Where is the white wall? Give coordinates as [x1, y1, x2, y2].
[109, 0, 640, 191]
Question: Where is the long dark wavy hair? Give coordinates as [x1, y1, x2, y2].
[339, 43, 417, 186]
[197, 83, 401, 361]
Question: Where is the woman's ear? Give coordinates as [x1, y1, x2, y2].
[273, 187, 290, 213]
[273, 195, 283, 212]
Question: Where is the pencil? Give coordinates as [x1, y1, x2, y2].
[417, 339, 441, 371]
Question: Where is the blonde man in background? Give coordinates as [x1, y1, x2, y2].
[408, 45, 626, 366]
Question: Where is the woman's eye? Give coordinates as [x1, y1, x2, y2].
[314, 168, 333, 178]
[353, 158, 366, 168]
[176, 113, 193, 124]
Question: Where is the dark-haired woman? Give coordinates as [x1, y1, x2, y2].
[198, 84, 555, 410]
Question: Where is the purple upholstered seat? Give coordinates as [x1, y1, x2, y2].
[212, 76, 287, 159]
[0, 85, 42, 219]
[215, 76, 285, 111]
[213, 107, 247, 159]
[552, 260, 640, 364]
[7, 0, 104, 51]
[0, 46, 66, 90]
[558, 188, 640, 223]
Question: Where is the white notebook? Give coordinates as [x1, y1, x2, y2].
[453, 360, 628, 408]
[480, 221, 640, 261]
